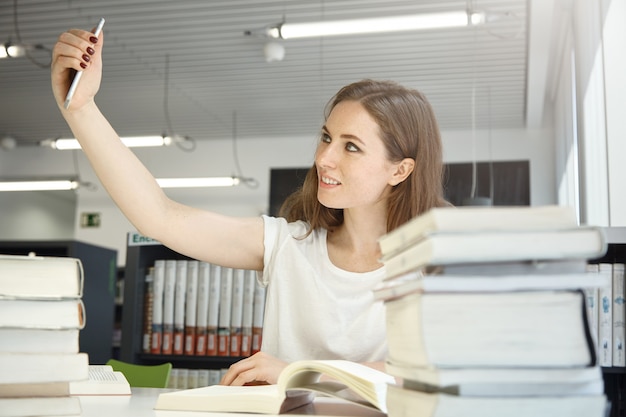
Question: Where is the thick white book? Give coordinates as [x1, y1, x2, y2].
[0, 352, 89, 384]
[378, 205, 578, 257]
[0, 298, 86, 329]
[382, 226, 607, 279]
[0, 254, 84, 299]
[384, 289, 595, 368]
[0, 327, 79, 353]
[0, 396, 81, 417]
[386, 384, 606, 417]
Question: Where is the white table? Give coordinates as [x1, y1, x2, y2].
[78, 388, 387, 417]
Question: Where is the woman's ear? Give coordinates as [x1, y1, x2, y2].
[389, 158, 415, 186]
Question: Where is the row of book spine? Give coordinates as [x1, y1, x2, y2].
[166, 367, 229, 389]
[586, 262, 626, 367]
[143, 259, 266, 358]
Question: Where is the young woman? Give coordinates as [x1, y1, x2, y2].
[51, 27, 448, 386]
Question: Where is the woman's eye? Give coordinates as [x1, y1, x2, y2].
[346, 142, 360, 152]
[321, 133, 331, 143]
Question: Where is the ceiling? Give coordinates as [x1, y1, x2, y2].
[0, 0, 539, 148]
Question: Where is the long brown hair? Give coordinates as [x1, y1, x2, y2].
[280, 79, 448, 233]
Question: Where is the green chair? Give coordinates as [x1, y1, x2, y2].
[106, 359, 172, 388]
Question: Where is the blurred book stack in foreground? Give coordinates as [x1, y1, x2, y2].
[0, 254, 89, 417]
[375, 205, 611, 417]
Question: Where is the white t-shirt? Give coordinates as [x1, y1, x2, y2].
[259, 215, 387, 363]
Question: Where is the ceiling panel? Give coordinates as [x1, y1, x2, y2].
[0, 0, 528, 147]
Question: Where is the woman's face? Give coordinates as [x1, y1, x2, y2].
[315, 100, 404, 211]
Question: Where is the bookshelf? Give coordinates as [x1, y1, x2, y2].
[119, 233, 245, 369]
[589, 227, 626, 417]
[0, 240, 117, 364]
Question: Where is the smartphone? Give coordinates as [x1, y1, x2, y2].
[63, 18, 105, 109]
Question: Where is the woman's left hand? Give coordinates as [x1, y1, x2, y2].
[219, 352, 288, 386]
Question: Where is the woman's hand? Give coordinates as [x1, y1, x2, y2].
[51, 27, 104, 111]
[220, 352, 288, 386]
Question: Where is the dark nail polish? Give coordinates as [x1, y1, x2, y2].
[80, 62, 88, 69]
[82, 54, 91, 63]
[86, 47, 95, 55]
[89, 36, 98, 44]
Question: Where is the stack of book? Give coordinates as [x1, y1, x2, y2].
[0, 254, 89, 417]
[374, 205, 611, 417]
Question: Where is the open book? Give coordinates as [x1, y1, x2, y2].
[154, 360, 395, 414]
[69, 365, 131, 395]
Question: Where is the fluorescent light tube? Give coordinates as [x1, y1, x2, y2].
[51, 136, 171, 150]
[156, 177, 241, 188]
[0, 180, 80, 192]
[262, 11, 483, 39]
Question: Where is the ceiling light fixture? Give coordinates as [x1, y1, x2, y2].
[40, 135, 182, 150]
[156, 177, 241, 188]
[245, 10, 485, 39]
[0, 179, 80, 192]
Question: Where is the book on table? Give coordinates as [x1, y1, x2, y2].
[380, 226, 607, 279]
[0, 396, 81, 417]
[385, 383, 607, 417]
[69, 365, 131, 396]
[0, 328, 80, 353]
[0, 254, 83, 299]
[378, 205, 578, 257]
[154, 359, 395, 414]
[0, 352, 89, 384]
[0, 298, 85, 329]
[382, 288, 596, 369]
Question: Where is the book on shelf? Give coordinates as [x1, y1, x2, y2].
[0, 395, 81, 417]
[0, 254, 84, 299]
[183, 260, 199, 355]
[385, 383, 607, 417]
[241, 269, 256, 356]
[150, 259, 165, 354]
[585, 263, 600, 351]
[383, 288, 596, 368]
[69, 365, 131, 396]
[612, 262, 625, 367]
[173, 260, 188, 355]
[206, 263, 222, 356]
[378, 205, 578, 257]
[194, 261, 210, 355]
[0, 298, 86, 329]
[598, 263, 613, 366]
[161, 259, 177, 354]
[230, 268, 246, 356]
[0, 328, 79, 353]
[141, 267, 154, 353]
[0, 352, 89, 384]
[154, 359, 395, 414]
[217, 266, 233, 356]
[252, 277, 267, 355]
[381, 226, 607, 279]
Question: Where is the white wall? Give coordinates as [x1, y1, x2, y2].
[0, 127, 556, 266]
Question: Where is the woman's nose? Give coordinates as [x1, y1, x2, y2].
[316, 143, 338, 168]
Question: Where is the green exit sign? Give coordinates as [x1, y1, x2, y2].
[80, 212, 101, 228]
